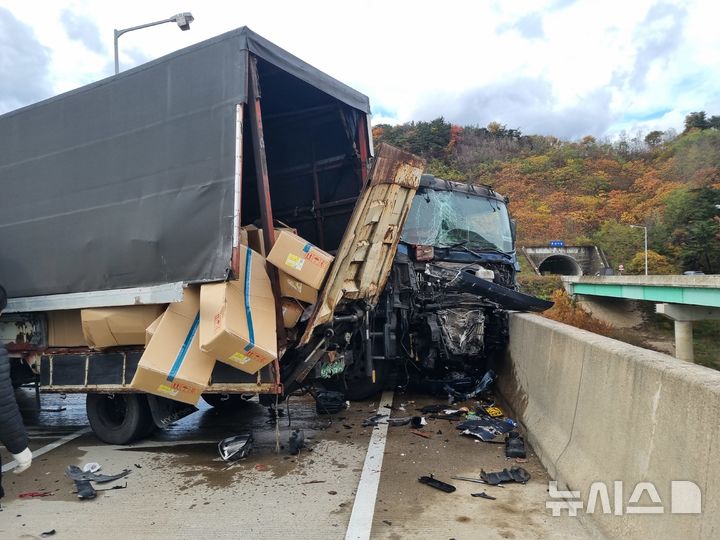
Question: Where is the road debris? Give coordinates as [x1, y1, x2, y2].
[418, 474, 456, 493]
[457, 416, 516, 442]
[362, 414, 387, 427]
[444, 370, 496, 401]
[410, 430, 433, 439]
[483, 406, 504, 417]
[480, 467, 531, 485]
[19, 491, 54, 499]
[218, 433, 254, 461]
[451, 475, 505, 488]
[471, 492, 497, 500]
[315, 391, 346, 415]
[65, 465, 131, 500]
[505, 432, 527, 459]
[40, 529, 56, 538]
[289, 429, 305, 455]
[410, 416, 427, 428]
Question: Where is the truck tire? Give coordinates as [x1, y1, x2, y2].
[86, 393, 155, 445]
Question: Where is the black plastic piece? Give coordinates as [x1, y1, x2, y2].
[505, 431, 527, 459]
[315, 390, 346, 415]
[480, 467, 531, 485]
[73, 480, 96, 500]
[289, 429, 305, 455]
[447, 267, 553, 312]
[218, 433, 254, 461]
[471, 492, 496, 500]
[65, 465, 131, 484]
[418, 474, 456, 493]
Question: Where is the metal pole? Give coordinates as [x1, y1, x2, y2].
[113, 15, 191, 74]
[114, 30, 120, 74]
[247, 54, 287, 348]
[644, 226, 648, 276]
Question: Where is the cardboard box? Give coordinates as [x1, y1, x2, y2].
[81, 305, 165, 349]
[281, 298, 305, 329]
[243, 225, 297, 257]
[47, 310, 86, 347]
[267, 230, 334, 290]
[130, 288, 215, 405]
[278, 271, 319, 304]
[199, 246, 278, 374]
[145, 313, 164, 346]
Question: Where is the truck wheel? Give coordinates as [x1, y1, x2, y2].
[86, 393, 155, 445]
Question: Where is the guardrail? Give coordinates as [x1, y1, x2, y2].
[498, 313, 719, 538]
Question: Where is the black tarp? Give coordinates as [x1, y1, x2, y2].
[0, 27, 370, 299]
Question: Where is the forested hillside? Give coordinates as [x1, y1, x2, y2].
[373, 113, 720, 274]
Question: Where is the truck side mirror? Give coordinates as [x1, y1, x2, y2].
[510, 219, 517, 242]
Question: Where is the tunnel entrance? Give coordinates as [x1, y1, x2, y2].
[538, 254, 583, 276]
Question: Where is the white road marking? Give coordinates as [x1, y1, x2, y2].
[2, 427, 91, 473]
[345, 390, 394, 540]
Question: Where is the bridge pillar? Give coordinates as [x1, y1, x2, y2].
[657, 303, 720, 363]
[674, 321, 694, 363]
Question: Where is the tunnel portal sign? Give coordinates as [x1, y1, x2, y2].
[549, 240, 565, 248]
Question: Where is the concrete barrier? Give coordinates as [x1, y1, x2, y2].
[498, 313, 720, 539]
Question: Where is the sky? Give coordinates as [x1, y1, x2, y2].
[0, 0, 716, 139]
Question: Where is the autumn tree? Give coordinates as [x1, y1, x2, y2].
[644, 130, 664, 148]
[626, 250, 678, 275]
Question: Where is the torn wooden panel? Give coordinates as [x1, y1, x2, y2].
[299, 143, 425, 345]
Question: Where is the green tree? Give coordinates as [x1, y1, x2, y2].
[592, 221, 645, 269]
[684, 111, 711, 133]
[644, 130, 664, 148]
[661, 187, 720, 273]
[626, 250, 678, 275]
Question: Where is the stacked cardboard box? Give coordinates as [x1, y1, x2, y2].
[81, 305, 165, 349]
[123, 228, 336, 406]
[266, 230, 334, 329]
[199, 245, 277, 374]
[130, 288, 215, 405]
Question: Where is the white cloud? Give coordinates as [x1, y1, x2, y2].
[0, 0, 717, 139]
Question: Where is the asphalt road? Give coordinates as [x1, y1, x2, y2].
[0, 388, 592, 539]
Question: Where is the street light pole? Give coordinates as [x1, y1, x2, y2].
[630, 224, 648, 276]
[114, 12, 194, 74]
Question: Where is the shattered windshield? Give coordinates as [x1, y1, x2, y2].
[401, 187, 514, 253]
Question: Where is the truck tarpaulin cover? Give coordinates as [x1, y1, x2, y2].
[0, 27, 370, 299]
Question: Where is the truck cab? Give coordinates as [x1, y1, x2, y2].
[317, 174, 550, 399]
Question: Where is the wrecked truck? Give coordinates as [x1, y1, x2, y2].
[313, 174, 552, 400]
[0, 27, 548, 444]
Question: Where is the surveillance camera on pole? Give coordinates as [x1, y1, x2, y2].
[172, 13, 194, 31]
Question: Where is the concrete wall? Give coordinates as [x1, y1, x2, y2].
[499, 313, 720, 539]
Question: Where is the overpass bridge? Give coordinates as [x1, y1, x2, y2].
[563, 275, 720, 362]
